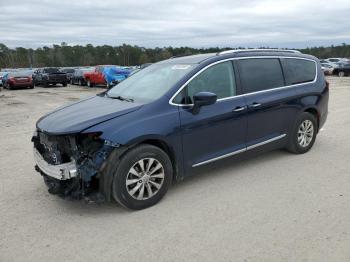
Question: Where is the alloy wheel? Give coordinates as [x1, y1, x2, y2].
[125, 158, 165, 200]
[298, 120, 314, 148]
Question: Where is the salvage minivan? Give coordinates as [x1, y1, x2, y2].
[32, 49, 329, 209]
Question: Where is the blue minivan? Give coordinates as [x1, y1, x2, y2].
[32, 49, 329, 209]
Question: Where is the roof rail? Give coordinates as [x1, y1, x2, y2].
[217, 49, 301, 56]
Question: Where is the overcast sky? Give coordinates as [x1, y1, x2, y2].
[1, 0, 350, 48]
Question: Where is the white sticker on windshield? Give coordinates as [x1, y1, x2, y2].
[172, 65, 191, 70]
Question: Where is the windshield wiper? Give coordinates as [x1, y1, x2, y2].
[108, 94, 134, 102]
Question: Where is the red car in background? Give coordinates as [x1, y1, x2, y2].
[83, 65, 112, 87]
[3, 71, 34, 89]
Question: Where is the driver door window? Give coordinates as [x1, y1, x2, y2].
[181, 61, 236, 104]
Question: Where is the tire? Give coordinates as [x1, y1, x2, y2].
[112, 144, 173, 210]
[87, 80, 93, 87]
[338, 71, 345, 77]
[287, 112, 317, 154]
[29, 85, 34, 89]
[62, 82, 67, 87]
[43, 81, 49, 88]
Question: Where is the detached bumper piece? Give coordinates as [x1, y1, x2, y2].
[33, 148, 77, 180]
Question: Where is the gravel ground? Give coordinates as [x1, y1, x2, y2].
[0, 78, 349, 262]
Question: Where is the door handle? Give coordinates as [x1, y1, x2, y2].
[249, 102, 261, 108]
[233, 106, 247, 112]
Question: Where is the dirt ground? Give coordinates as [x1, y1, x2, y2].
[0, 78, 350, 262]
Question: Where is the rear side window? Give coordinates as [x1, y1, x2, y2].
[281, 58, 316, 85]
[238, 58, 284, 94]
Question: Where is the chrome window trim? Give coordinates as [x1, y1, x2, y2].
[169, 56, 318, 107]
[192, 134, 286, 167]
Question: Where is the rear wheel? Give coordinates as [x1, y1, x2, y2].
[287, 112, 317, 154]
[112, 144, 173, 210]
[338, 71, 345, 77]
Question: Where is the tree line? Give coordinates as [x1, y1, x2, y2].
[1, 42, 350, 69]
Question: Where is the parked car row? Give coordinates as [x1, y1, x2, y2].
[0, 65, 138, 90]
[320, 57, 350, 77]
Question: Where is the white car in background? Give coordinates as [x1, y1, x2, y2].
[321, 63, 334, 75]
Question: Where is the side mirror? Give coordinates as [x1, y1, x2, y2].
[192, 92, 217, 114]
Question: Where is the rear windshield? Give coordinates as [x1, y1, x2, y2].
[9, 71, 32, 77]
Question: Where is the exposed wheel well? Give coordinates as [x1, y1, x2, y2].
[304, 108, 320, 130]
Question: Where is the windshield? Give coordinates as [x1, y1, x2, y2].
[43, 68, 60, 73]
[62, 69, 75, 73]
[107, 63, 194, 103]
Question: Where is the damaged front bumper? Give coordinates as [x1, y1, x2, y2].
[32, 130, 126, 202]
[33, 148, 77, 180]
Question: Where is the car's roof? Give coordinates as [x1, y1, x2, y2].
[160, 49, 317, 65]
[159, 53, 216, 64]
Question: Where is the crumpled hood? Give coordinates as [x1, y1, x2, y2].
[36, 95, 143, 135]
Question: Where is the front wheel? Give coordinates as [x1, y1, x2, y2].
[287, 112, 317, 154]
[112, 144, 173, 210]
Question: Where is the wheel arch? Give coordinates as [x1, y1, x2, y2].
[303, 107, 320, 131]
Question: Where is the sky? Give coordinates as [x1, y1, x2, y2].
[1, 0, 350, 49]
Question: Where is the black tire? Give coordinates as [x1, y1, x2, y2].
[87, 80, 93, 87]
[287, 112, 317, 154]
[112, 144, 173, 210]
[43, 81, 49, 88]
[62, 82, 67, 87]
[29, 85, 34, 89]
[338, 71, 345, 77]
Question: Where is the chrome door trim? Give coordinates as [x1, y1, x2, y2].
[192, 148, 246, 167]
[246, 134, 286, 150]
[192, 134, 286, 167]
[169, 56, 318, 107]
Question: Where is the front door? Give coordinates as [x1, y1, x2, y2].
[176, 61, 248, 168]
